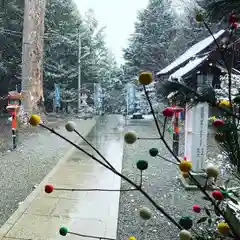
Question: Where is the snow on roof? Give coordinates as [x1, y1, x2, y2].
[169, 56, 208, 79]
[233, 68, 240, 75]
[157, 29, 225, 76]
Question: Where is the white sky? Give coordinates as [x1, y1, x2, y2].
[74, 0, 149, 65]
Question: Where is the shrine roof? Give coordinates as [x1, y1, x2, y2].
[169, 56, 208, 80]
[157, 29, 225, 76]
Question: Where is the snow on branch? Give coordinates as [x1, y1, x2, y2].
[216, 74, 240, 99]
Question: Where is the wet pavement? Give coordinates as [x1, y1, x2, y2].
[0, 115, 124, 239]
[0, 117, 95, 228]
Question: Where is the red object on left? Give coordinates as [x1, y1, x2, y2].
[45, 184, 54, 193]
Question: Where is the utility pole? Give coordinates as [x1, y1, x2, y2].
[78, 28, 82, 113]
[21, 0, 46, 115]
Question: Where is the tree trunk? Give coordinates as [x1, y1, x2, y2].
[21, 0, 46, 116]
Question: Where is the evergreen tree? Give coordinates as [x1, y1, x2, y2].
[0, 0, 121, 113]
[123, 0, 177, 79]
[123, 0, 221, 81]
[0, 0, 24, 98]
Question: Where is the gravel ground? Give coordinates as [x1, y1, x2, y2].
[0, 118, 95, 227]
[117, 118, 235, 240]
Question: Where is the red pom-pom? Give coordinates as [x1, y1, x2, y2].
[212, 190, 223, 201]
[162, 107, 174, 117]
[213, 119, 224, 127]
[45, 184, 54, 194]
[229, 14, 237, 24]
[192, 204, 201, 213]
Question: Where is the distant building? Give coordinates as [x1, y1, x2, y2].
[156, 29, 240, 116]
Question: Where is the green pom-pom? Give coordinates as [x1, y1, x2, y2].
[136, 160, 148, 171]
[59, 227, 68, 236]
[149, 148, 158, 157]
[179, 216, 193, 230]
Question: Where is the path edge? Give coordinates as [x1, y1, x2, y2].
[0, 118, 96, 234]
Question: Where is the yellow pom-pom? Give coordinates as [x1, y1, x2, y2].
[139, 72, 152, 85]
[217, 222, 230, 235]
[218, 99, 231, 108]
[128, 237, 136, 240]
[208, 116, 216, 121]
[179, 161, 192, 172]
[29, 114, 41, 126]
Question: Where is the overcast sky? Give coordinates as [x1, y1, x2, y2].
[74, 0, 149, 65]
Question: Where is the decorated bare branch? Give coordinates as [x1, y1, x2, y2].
[25, 13, 240, 240]
[28, 114, 183, 239]
[139, 72, 240, 239]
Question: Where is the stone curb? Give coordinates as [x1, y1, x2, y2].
[0, 118, 96, 237]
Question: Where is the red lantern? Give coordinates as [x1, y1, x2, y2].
[6, 91, 22, 115]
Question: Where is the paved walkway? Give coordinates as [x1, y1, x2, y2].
[0, 118, 96, 227]
[0, 115, 124, 240]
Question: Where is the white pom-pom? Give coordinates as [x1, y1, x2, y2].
[65, 121, 76, 132]
[179, 230, 192, 240]
[205, 163, 219, 179]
